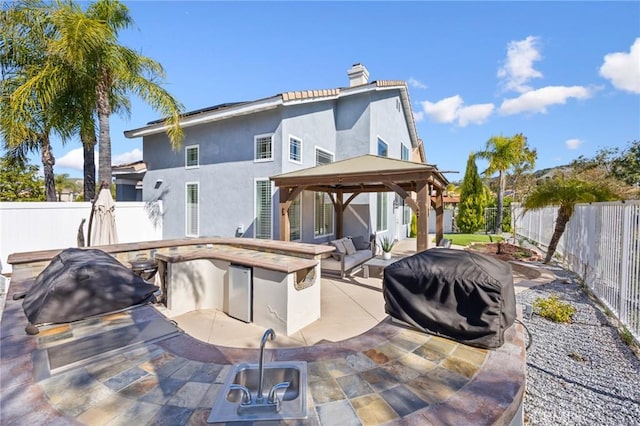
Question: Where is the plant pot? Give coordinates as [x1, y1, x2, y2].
[382, 251, 392, 260]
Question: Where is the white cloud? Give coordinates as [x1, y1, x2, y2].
[413, 110, 424, 122]
[458, 104, 495, 127]
[499, 85, 592, 115]
[56, 148, 94, 171]
[420, 95, 494, 127]
[599, 38, 640, 94]
[55, 147, 142, 171]
[565, 138, 584, 150]
[497, 36, 543, 93]
[421, 95, 463, 124]
[407, 77, 427, 89]
[113, 148, 143, 165]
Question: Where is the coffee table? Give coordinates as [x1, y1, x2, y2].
[362, 256, 402, 278]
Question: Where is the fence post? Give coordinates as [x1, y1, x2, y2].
[619, 205, 630, 324]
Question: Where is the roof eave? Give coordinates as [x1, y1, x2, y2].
[123, 81, 420, 147]
[124, 95, 283, 139]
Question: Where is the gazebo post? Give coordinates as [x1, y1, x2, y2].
[435, 188, 444, 245]
[416, 181, 430, 252]
[335, 190, 344, 238]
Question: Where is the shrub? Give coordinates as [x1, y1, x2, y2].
[533, 295, 576, 323]
[410, 213, 417, 238]
[620, 328, 634, 346]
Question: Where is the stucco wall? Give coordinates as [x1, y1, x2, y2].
[143, 109, 284, 239]
[141, 87, 417, 244]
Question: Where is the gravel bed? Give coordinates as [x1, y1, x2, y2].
[517, 265, 640, 426]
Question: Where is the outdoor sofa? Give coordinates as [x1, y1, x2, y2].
[321, 235, 374, 278]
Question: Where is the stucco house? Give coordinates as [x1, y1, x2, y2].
[112, 160, 146, 201]
[124, 64, 433, 244]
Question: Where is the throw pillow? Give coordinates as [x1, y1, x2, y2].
[351, 235, 369, 250]
[343, 237, 357, 255]
[330, 239, 346, 260]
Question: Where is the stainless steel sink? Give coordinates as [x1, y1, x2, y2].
[207, 361, 308, 423]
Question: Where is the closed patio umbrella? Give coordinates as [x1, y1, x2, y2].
[90, 187, 118, 246]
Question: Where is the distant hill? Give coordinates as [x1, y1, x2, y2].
[449, 164, 573, 186]
[532, 165, 572, 179]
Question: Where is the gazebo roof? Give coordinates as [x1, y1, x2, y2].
[270, 155, 449, 192]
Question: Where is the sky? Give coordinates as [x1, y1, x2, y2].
[22, 1, 640, 182]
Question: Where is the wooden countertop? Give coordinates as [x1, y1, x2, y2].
[155, 245, 318, 274]
[8, 237, 334, 266]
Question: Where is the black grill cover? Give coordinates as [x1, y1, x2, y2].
[23, 248, 158, 327]
[383, 248, 516, 349]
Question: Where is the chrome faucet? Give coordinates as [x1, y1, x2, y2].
[268, 381, 290, 405]
[229, 384, 252, 405]
[257, 328, 275, 404]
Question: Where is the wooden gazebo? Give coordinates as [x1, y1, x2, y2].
[270, 155, 449, 252]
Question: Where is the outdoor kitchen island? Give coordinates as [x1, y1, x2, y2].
[3, 237, 527, 425]
[6, 237, 335, 337]
[155, 243, 329, 336]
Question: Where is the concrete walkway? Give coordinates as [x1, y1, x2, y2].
[170, 238, 552, 349]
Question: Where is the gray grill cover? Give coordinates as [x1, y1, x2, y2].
[383, 248, 516, 349]
[23, 248, 158, 326]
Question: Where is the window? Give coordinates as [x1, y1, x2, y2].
[376, 192, 388, 231]
[403, 202, 411, 225]
[254, 134, 273, 162]
[289, 136, 302, 163]
[185, 145, 199, 168]
[314, 192, 334, 237]
[186, 182, 199, 236]
[314, 147, 334, 237]
[315, 147, 334, 165]
[401, 143, 410, 161]
[378, 138, 388, 157]
[290, 196, 301, 241]
[255, 179, 272, 239]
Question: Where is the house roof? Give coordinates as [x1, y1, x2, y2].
[270, 154, 448, 192]
[123, 80, 422, 152]
[111, 160, 146, 175]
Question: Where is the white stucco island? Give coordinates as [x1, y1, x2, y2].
[154, 240, 334, 336]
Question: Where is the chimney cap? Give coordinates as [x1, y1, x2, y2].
[347, 63, 370, 87]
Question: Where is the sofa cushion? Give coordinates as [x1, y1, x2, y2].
[351, 235, 369, 250]
[321, 256, 341, 271]
[343, 249, 373, 270]
[329, 239, 347, 260]
[343, 238, 357, 255]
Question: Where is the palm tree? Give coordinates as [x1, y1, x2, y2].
[41, 0, 180, 197]
[2, 0, 183, 200]
[0, 1, 66, 201]
[476, 133, 536, 233]
[48, 1, 115, 200]
[54, 172, 68, 201]
[523, 174, 619, 264]
[84, 0, 184, 186]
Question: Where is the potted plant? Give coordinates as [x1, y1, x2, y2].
[379, 236, 395, 260]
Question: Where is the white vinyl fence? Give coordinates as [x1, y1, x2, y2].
[0, 201, 163, 275]
[513, 201, 640, 341]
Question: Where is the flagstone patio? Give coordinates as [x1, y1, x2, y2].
[0, 239, 548, 425]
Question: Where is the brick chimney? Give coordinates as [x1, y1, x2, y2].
[347, 63, 370, 87]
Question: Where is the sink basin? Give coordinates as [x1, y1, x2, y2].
[207, 361, 308, 423]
